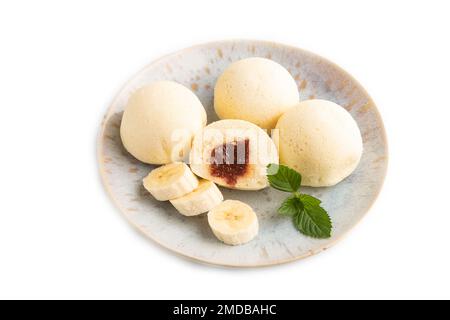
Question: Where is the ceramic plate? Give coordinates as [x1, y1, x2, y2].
[98, 40, 388, 267]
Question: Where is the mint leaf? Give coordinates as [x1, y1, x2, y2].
[298, 194, 322, 206]
[295, 202, 332, 239]
[266, 163, 333, 239]
[278, 196, 303, 216]
[266, 164, 301, 193]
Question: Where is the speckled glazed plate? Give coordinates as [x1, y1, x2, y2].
[98, 40, 388, 267]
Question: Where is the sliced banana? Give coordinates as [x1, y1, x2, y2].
[207, 200, 259, 245]
[143, 162, 198, 201]
[170, 180, 223, 216]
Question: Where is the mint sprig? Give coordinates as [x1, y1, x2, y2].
[266, 164, 332, 239]
[278, 196, 303, 216]
[267, 163, 301, 192]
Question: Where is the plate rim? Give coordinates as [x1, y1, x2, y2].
[97, 39, 389, 268]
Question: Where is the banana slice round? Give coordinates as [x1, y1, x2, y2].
[207, 200, 259, 245]
[170, 180, 223, 216]
[143, 162, 198, 201]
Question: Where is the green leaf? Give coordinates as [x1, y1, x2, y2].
[266, 164, 302, 193]
[267, 163, 333, 239]
[294, 201, 332, 239]
[298, 194, 322, 206]
[278, 196, 303, 216]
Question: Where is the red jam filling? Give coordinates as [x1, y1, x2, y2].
[210, 139, 250, 186]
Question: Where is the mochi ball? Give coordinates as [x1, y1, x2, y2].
[214, 57, 299, 129]
[275, 99, 363, 187]
[189, 119, 279, 190]
[120, 81, 207, 164]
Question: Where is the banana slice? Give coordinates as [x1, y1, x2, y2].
[207, 200, 259, 245]
[170, 180, 223, 216]
[143, 162, 198, 201]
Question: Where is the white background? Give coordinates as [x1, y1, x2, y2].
[1, 0, 449, 300]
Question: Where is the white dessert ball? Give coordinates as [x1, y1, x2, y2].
[214, 57, 299, 129]
[120, 81, 207, 164]
[189, 119, 279, 190]
[275, 99, 363, 187]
